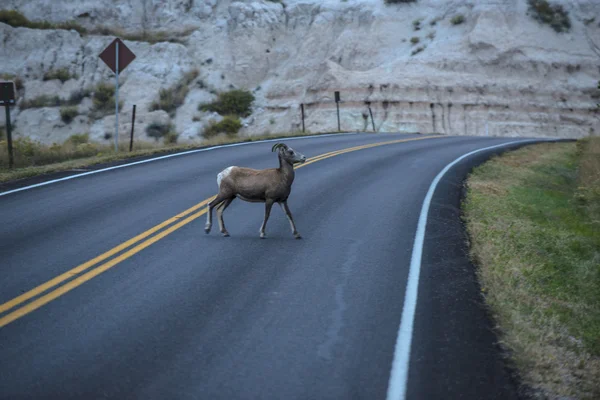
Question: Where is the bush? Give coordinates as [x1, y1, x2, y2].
[44, 68, 77, 83]
[410, 36, 420, 45]
[450, 15, 465, 25]
[0, 10, 87, 34]
[202, 116, 242, 139]
[412, 19, 422, 31]
[60, 106, 79, 124]
[91, 83, 121, 117]
[149, 69, 198, 115]
[527, 0, 571, 33]
[146, 122, 175, 142]
[199, 89, 255, 118]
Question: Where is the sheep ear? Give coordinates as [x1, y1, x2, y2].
[272, 143, 286, 152]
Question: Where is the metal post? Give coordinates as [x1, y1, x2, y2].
[367, 103, 375, 132]
[5, 105, 13, 169]
[129, 104, 136, 152]
[114, 40, 119, 152]
[336, 101, 340, 132]
[300, 103, 305, 133]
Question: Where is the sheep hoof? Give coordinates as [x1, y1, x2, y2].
[204, 227, 211, 234]
[222, 231, 230, 237]
[295, 234, 302, 240]
[260, 233, 266, 239]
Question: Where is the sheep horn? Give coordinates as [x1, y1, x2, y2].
[271, 143, 287, 152]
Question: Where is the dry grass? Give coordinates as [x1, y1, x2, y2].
[0, 131, 340, 183]
[463, 140, 600, 399]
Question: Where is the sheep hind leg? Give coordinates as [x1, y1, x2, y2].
[259, 199, 274, 239]
[217, 197, 235, 237]
[205, 194, 228, 234]
[280, 201, 301, 239]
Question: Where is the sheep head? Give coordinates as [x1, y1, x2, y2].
[272, 143, 306, 164]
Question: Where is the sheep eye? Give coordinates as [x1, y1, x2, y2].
[288, 150, 294, 155]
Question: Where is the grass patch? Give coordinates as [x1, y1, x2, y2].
[60, 106, 79, 124]
[527, 0, 571, 33]
[463, 139, 600, 399]
[43, 68, 77, 83]
[90, 26, 194, 44]
[202, 116, 242, 139]
[410, 36, 420, 45]
[0, 9, 87, 34]
[0, 131, 344, 183]
[20, 88, 92, 109]
[149, 69, 198, 115]
[199, 89, 255, 117]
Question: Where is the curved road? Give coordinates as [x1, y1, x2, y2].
[0, 133, 541, 399]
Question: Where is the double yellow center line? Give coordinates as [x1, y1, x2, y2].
[0, 135, 441, 328]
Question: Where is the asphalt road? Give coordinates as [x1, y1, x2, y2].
[0, 133, 540, 399]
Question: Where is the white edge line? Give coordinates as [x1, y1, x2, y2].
[385, 138, 554, 400]
[0, 132, 360, 197]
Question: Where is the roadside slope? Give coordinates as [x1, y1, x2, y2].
[463, 139, 600, 399]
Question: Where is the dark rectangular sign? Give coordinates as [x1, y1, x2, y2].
[0, 82, 16, 106]
[99, 38, 136, 74]
[334, 91, 340, 102]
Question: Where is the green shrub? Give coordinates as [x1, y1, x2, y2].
[60, 106, 79, 124]
[450, 15, 465, 25]
[44, 68, 77, 83]
[202, 116, 242, 138]
[199, 89, 255, 118]
[0, 10, 87, 34]
[91, 83, 121, 117]
[146, 122, 175, 142]
[412, 19, 422, 30]
[410, 36, 420, 44]
[149, 69, 198, 115]
[527, 0, 571, 33]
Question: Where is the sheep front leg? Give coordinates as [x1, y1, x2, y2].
[279, 201, 301, 239]
[259, 199, 274, 239]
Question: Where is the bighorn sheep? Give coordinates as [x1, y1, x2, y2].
[204, 142, 307, 239]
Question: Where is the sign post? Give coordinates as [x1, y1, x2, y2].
[129, 104, 136, 152]
[300, 103, 305, 133]
[1, 82, 16, 168]
[366, 101, 376, 132]
[99, 38, 136, 152]
[334, 91, 341, 132]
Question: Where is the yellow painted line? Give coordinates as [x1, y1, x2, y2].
[0, 196, 215, 315]
[0, 208, 209, 328]
[0, 134, 444, 328]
